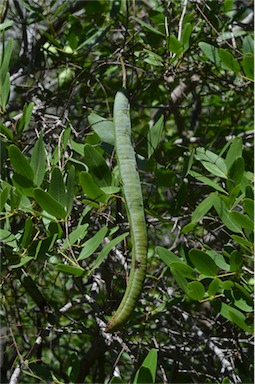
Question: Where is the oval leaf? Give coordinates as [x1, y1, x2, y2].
[156, 246, 181, 267]
[219, 48, 240, 73]
[88, 113, 115, 145]
[187, 281, 205, 300]
[189, 249, 219, 276]
[170, 262, 196, 280]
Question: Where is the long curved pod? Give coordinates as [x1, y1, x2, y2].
[105, 89, 147, 333]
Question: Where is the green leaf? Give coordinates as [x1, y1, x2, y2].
[76, 24, 111, 50]
[17, 102, 34, 134]
[84, 144, 112, 187]
[132, 17, 164, 36]
[0, 186, 10, 211]
[222, 280, 234, 290]
[0, 20, 13, 31]
[142, 49, 163, 67]
[167, 35, 183, 54]
[88, 113, 115, 145]
[10, 256, 34, 269]
[242, 55, 254, 80]
[191, 192, 217, 223]
[222, 0, 234, 12]
[58, 68, 73, 87]
[195, 147, 228, 178]
[79, 171, 108, 203]
[213, 196, 242, 233]
[181, 222, 197, 234]
[201, 161, 227, 179]
[230, 250, 243, 272]
[56, 264, 84, 276]
[0, 229, 17, 248]
[171, 269, 188, 293]
[147, 115, 164, 158]
[48, 167, 66, 207]
[61, 223, 89, 250]
[90, 232, 129, 273]
[30, 133, 46, 186]
[0, 72, 10, 110]
[70, 139, 85, 157]
[229, 211, 254, 231]
[231, 234, 253, 249]
[134, 349, 158, 384]
[0, 122, 13, 139]
[186, 281, 205, 300]
[242, 36, 254, 55]
[101, 186, 120, 194]
[8, 144, 34, 181]
[208, 278, 221, 296]
[20, 217, 33, 248]
[234, 298, 253, 313]
[221, 303, 252, 333]
[225, 137, 243, 170]
[218, 48, 240, 73]
[181, 22, 192, 51]
[243, 198, 254, 218]
[134, 367, 153, 384]
[156, 246, 181, 267]
[190, 171, 227, 194]
[206, 250, 230, 271]
[34, 188, 67, 219]
[67, 352, 80, 383]
[77, 226, 108, 260]
[189, 249, 219, 276]
[1, 39, 13, 82]
[228, 157, 245, 186]
[12, 173, 34, 197]
[198, 42, 221, 66]
[170, 262, 196, 280]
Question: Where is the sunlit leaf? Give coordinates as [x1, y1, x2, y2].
[134, 349, 157, 384]
[190, 171, 227, 194]
[78, 226, 108, 260]
[191, 192, 217, 223]
[88, 113, 115, 145]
